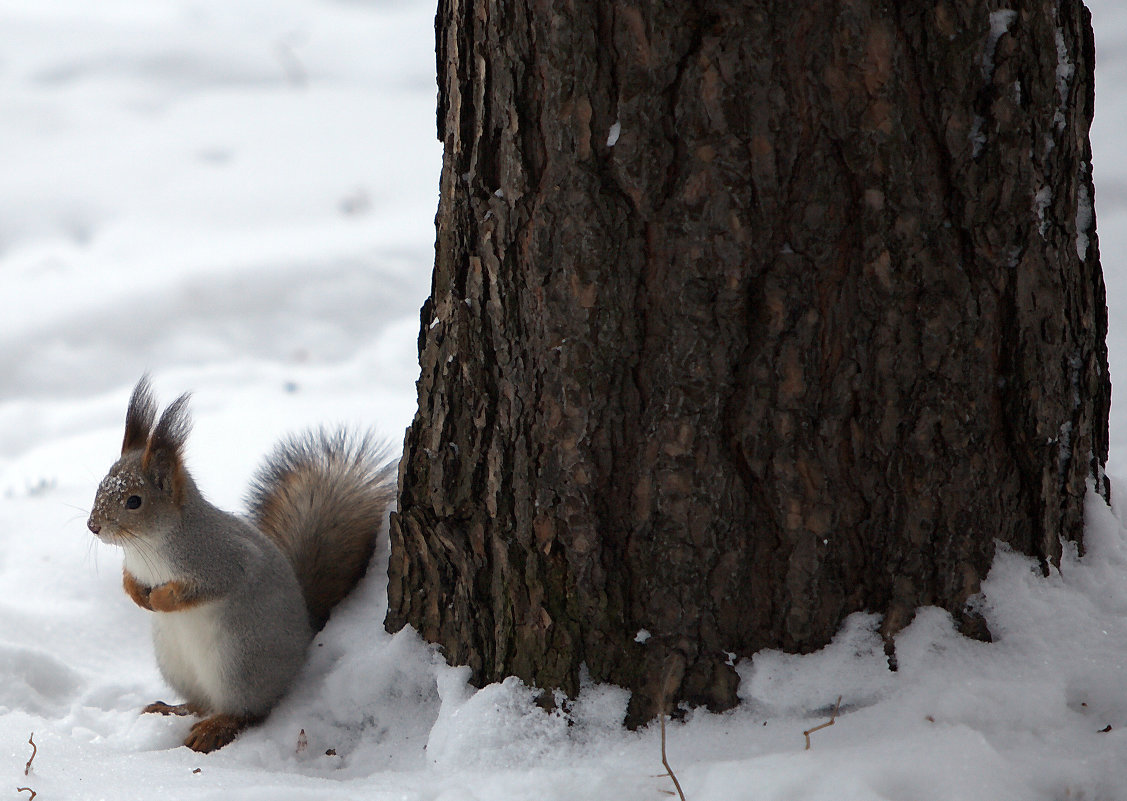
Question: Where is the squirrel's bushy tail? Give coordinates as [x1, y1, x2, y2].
[246, 429, 397, 631]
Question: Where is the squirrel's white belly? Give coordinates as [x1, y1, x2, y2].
[123, 544, 176, 587]
[123, 548, 231, 710]
[151, 605, 229, 711]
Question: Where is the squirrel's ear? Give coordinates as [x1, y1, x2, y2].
[123, 375, 157, 454]
[143, 393, 192, 501]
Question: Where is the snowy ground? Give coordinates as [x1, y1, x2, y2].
[2, 1, 1127, 799]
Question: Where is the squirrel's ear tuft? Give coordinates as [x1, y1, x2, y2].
[143, 393, 193, 500]
[123, 375, 157, 454]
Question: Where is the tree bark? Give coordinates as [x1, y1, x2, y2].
[387, 0, 1110, 725]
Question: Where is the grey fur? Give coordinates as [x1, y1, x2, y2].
[143, 472, 312, 717]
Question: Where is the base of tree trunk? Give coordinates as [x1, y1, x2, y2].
[387, 0, 1110, 725]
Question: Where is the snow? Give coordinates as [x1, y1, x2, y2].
[982, 9, 1017, 81]
[1078, 164, 1094, 260]
[3, 1, 1127, 799]
[606, 120, 621, 147]
[1057, 25, 1077, 113]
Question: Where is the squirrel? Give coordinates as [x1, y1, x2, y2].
[86, 376, 397, 753]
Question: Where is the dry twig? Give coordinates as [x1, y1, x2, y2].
[803, 696, 842, 750]
[661, 713, 687, 801]
[655, 658, 688, 801]
[24, 733, 36, 776]
[16, 732, 38, 799]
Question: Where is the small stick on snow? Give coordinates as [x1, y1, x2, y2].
[16, 788, 36, 800]
[803, 696, 842, 750]
[24, 733, 36, 775]
[656, 659, 688, 801]
[661, 713, 687, 801]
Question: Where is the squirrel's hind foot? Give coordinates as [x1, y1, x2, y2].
[142, 702, 253, 752]
[184, 713, 256, 753]
[143, 700, 205, 717]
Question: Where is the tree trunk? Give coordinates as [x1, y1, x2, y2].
[386, 0, 1109, 725]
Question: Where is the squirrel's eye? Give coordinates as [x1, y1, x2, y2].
[125, 495, 143, 510]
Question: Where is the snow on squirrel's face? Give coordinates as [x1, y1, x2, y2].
[87, 452, 181, 547]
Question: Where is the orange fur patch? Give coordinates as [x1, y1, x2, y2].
[122, 568, 153, 610]
[148, 580, 207, 612]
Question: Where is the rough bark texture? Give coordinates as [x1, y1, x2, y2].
[387, 0, 1110, 725]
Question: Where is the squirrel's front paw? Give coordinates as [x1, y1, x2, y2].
[122, 569, 153, 610]
[148, 580, 202, 612]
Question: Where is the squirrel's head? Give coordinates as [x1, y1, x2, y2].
[87, 375, 193, 546]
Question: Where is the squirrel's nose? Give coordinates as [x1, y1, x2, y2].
[87, 520, 101, 535]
